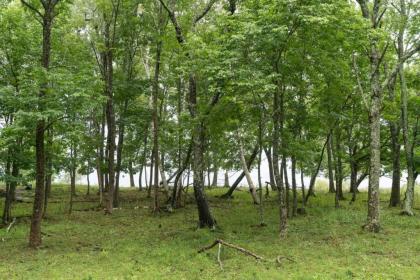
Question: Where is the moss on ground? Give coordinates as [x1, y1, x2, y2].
[0, 185, 419, 279]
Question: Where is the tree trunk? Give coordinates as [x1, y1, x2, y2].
[333, 128, 344, 208]
[87, 172, 90, 195]
[104, 19, 117, 214]
[305, 136, 328, 202]
[273, 84, 287, 237]
[327, 133, 335, 193]
[211, 168, 218, 187]
[114, 100, 128, 208]
[282, 158, 290, 216]
[238, 136, 259, 204]
[400, 61, 415, 216]
[2, 158, 18, 224]
[264, 147, 276, 190]
[389, 122, 401, 207]
[221, 145, 259, 198]
[224, 171, 229, 187]
[129, 161, 135, 187]
[189, 74, 216, 228]
[148, 150, 154, 198]
[28, 5, 56, 248]
[291, 157, 298, 217]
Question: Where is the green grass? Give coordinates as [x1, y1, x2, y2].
[0, 184, 419, 280]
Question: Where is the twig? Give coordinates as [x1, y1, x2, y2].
[198, 239, 264, 260]
[6, 218, 17, 233]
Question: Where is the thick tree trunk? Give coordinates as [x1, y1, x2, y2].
[221, 145, 259, 198]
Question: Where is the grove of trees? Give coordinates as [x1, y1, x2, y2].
[0, 0, 419, 248]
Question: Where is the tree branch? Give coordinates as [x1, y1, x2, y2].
[194, 0, 217, 25]
[158, 0, 185, 44]
[21, 0, 44, 19]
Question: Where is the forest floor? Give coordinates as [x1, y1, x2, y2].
[0, 184, 419, 280]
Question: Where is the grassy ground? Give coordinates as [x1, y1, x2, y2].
[0, 184, 419, 280]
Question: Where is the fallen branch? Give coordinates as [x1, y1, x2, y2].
[6, 218, 16, 233]
[217, 243, 223, 270]
[198, 239, 264, 261]
[276, 255, 295, 266]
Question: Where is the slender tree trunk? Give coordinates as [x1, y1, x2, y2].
[333, 129, 344, 208]
[291, 157, 298, 217]
[300, 163, 306, 210]
[327, 133, 335, 193]
[282, 158, 290, 216]
[221, 145, 259, 198]
[273, 80, 287, 237]
[87, 172, 90, 195]
[224, 171, 229, 187]
[148, 150, 154, 198]
[264, 147, 276, 190]
[129, 161, 135, 187]
[189, 74, 216, 228]
[212, 168, 218, 187]
[238, 135, 259, 204]
[114, 100, 128, 208]
[305, 137, 328, 202]
[389, 122, 401, 206]
[2, 158, 18, 224]
[400, 61, 415, 216]
[104, 18, 117, 214]
[28, 3, 57, 248]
